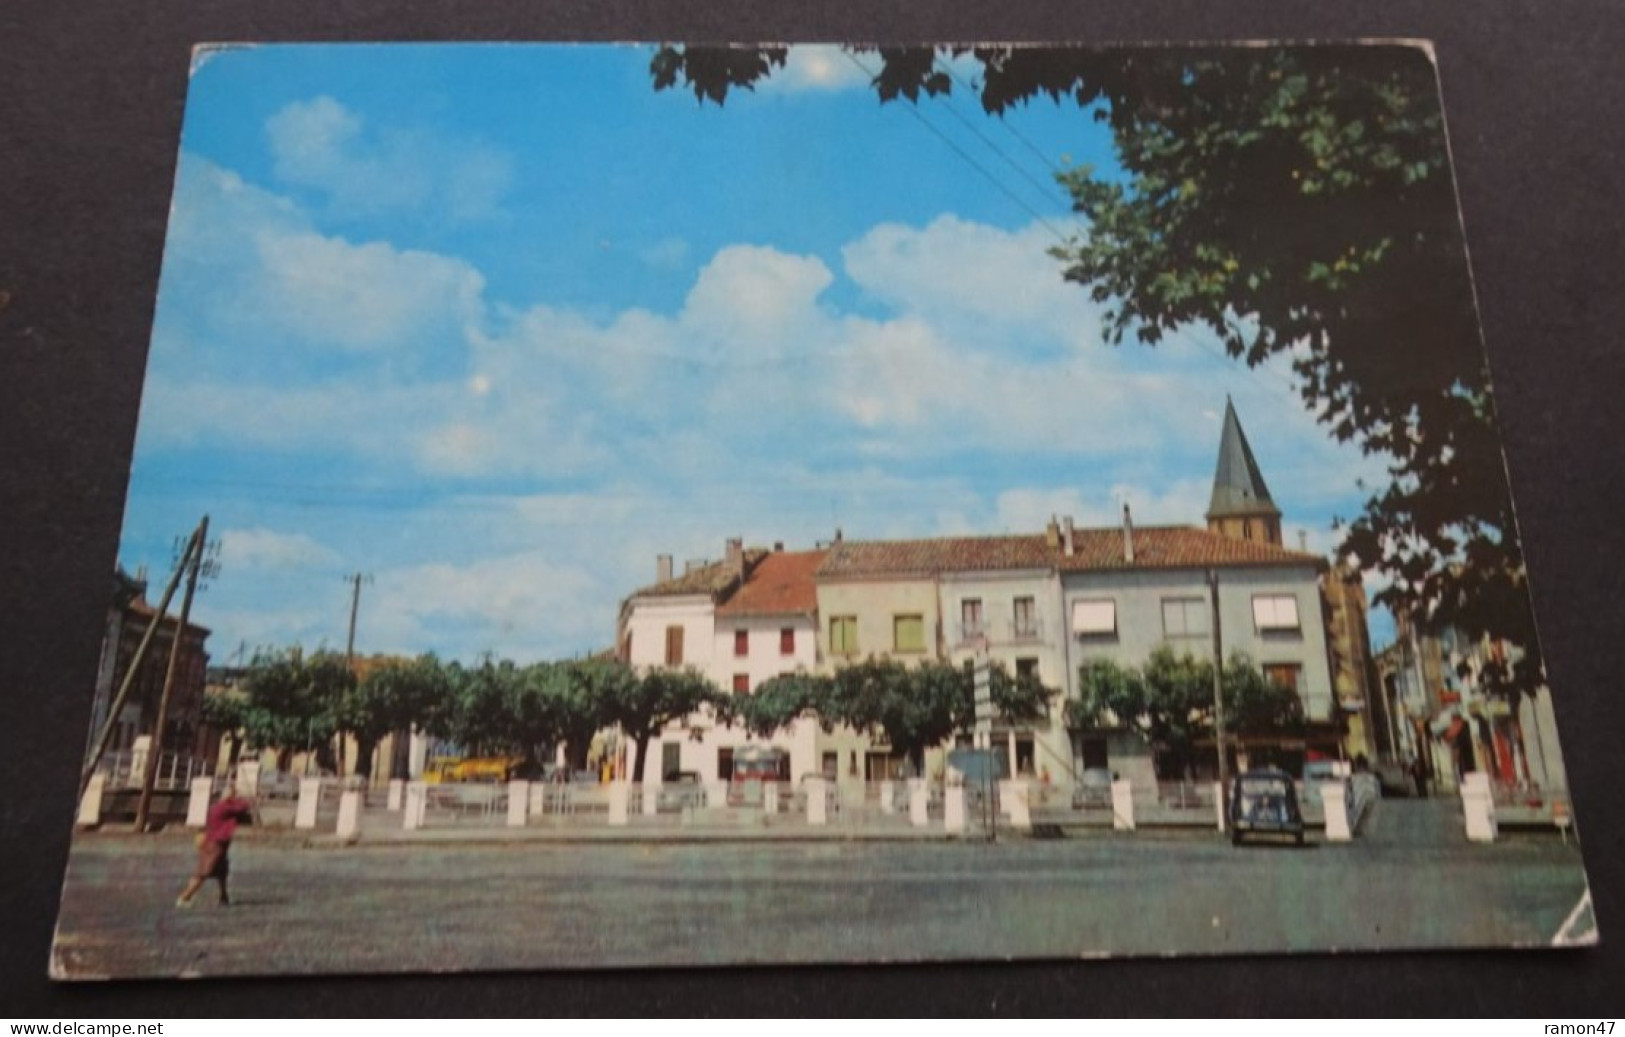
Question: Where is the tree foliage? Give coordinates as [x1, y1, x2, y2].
[1071, 648, 1305, 777]
[335, 655, 454, 778]
[597, 664, 722, 782]
[650, 44, 1541, 696]
[731, 658, 1054, 772]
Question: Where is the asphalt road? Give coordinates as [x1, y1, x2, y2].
[50, 799, 1593, 979]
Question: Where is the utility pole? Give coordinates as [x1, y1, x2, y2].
[343, 571, 371, 667]
[80, 531, 196, 800]
[134, 515, 209, 831]
[1207, 570, 1230, 795]
[339, 571, 372, 778]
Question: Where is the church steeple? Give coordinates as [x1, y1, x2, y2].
[1206, 397, 1283, 546]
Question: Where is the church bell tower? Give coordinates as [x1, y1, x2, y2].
[1206, 397, 1283, 547]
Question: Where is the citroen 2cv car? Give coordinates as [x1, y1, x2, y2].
[1228, 768, 1306, 846]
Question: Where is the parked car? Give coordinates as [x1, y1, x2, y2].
[1228, 768, 1305, 846]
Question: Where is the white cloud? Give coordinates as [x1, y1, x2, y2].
[141, 160, 1391, 662]
[251, 231, 485, 351]
[842, 215, 1101, 349]
[219, 527, 341, 570]
[994, 479, 1213, 533]
[266, 95, 513, 221]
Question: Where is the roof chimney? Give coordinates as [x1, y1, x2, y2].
[774, 541, 784, 553]
[1061, 515, 1076, 558]
[835, 527, 843, 543]
[1298, 530, 1308, 552]
[725, 537, 744, 578]
[657, 554, 673, 584]
[1045, 516, 1061, 549]
[1122, 503, 1135, 563]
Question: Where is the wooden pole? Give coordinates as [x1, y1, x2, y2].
[134, 516, 207, 831]
[79, 529, 197, 800]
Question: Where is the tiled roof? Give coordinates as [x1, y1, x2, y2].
[816, 535, 1058, 579]
[816, 527, 1322, 579]
[717, 549, 827, 616]
[1057, 526, 1322, 572]
[628, 549, 769, 599]
[126, 596, 212, 635]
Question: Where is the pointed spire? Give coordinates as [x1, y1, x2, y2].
[1206, 398, 1280, 522]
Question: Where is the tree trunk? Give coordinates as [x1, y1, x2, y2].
[633, 732, 652, 783]
[354, 733, 378, 781]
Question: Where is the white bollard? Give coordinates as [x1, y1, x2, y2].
[77, 773, 105, 827]
[806, 777, 827, 825]
[186, 776, 213, 828]
[529, 783, 548, 817]
[908, 779, 929, 827]
[1214, 781, 1227, 832]
[1111, 779, 1136, 831]
[387, 778, 404, 812]
[1322, 781, 1352, 842]
[336, 790, 362, 840]
[642, 782, 660, 816]
[236, 760, 260, 798]
[295, 778, 322, 829]
[507, 780, 530, 827]
[404, 781, 427, 830]
[128, 735, 151, 790]
[706, 781, 728, 810]
[1004, 781, 1031, 832]
[763, 782, 779, 815]
[608, 781, 629, 826]
[880, 779, 896, 815]
[944, 785, 966, 834]
[1463, 783, 1497, 843]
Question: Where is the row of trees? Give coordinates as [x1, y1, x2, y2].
[202, 653, 716, 782]
[202, 650, 1056, 781]
[1069, 647, 1307, 779]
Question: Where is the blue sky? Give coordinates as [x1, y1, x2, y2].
[120, 43, 1395, 665]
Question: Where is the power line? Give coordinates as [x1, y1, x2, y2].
[842, 50, 1071, 244]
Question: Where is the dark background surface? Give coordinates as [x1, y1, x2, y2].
[4, 0, 1623, 1017]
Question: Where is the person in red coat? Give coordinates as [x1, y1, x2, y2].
[176, 783, 254, 909]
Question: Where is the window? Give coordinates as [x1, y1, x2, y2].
[1013, 596, 1037, 639]
[893, 613, 926, 653]
[718, 747, 734, 781]
[1263, 663, 1302, 694]
[779, 627, 795, 656]
[829, 615, 858, 656]
[1071, 599, 1117, 637]
[664, 625, 684, 665]
[1162, 597, 1209, 638]
[1016, 657, 1039, 681]
[961, 598, 984, 641]
[733, 629, 749, 657]
[732, 673, 750, 694]
[1252, 594, 1302, 632]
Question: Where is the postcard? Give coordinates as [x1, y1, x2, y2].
[51, 41, 1595, 979]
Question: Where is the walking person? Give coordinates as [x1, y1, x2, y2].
[176, 781, 254, 909]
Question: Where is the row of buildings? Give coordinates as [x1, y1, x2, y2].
[87, 400, 1566, 804]
[615, 402, 1384, 793]
[1374, 615, 1568, 797]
